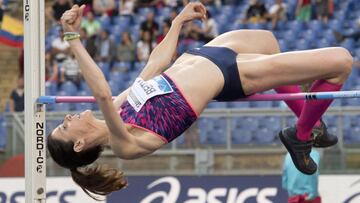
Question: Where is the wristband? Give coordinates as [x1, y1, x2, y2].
[63, 32, 80, 41]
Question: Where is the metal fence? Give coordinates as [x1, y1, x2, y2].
[2, 107, 360, 175]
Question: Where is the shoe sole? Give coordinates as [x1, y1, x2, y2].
[279, 130, 316, 175]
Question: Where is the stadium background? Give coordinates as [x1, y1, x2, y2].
[0, 0, 359, 202]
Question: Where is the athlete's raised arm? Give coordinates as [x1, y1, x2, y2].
[61, 5, 136, 151]
[139, 2, 207, 80]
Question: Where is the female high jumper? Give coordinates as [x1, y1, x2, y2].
[47, 3, 351, 199]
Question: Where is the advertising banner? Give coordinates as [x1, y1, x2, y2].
[1, 175, 358, 203]
[108, 176, 287, 203]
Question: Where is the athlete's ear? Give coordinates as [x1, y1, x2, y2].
[73, 139, 85, 152]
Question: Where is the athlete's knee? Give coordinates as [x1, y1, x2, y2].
[254, 30, 280, 54]
[332, 47, 353, 75]
[328, 47, 353, 84]
[266, 31, 280, 54]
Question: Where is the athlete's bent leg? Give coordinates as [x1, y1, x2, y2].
[237, 47, 353, 174]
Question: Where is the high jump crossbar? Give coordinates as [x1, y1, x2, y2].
[37, 90, 360, 104]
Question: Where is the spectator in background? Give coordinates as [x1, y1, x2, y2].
[244, 0, 268, 24]
[135, 0, 155, 8]
[60, 54, 82, 87]
[269, 0, 287, 29]
[116, 31, 136, 63]
[200, 0, 221, 7]
[73, 0, 93, 5]
[73, 0, 93, 15]
[333, 18, 360, 42]
[140, 11, 159, 41]
[80, 28, 97, 58]
[179, 21, 200, 50]
[156, 20, 171, 44]
[45, 52, 59, 83]
[282, 149, 322, 203]
[95, 29, 116, 62]
[92, 0, 115, 17]
[46, 0, 72, 24]
[200, 10, 218, 42]
[164, 0, 180, 8]
[136, 30, 156, 62]
[51, 29, 70, 63]
[296, 0, 311, 22]
[315, 0, 329, 23]
[167, 8, 178, 22]
[119, 0, 135, 16]
[9, 77, 24, 112]
[81, 11, 101, 37]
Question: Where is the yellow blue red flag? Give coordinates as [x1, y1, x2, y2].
[0, 15, 23, 48]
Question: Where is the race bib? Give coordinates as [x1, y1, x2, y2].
[127, 75, 174, 112]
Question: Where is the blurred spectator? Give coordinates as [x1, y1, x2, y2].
[73, 0, 93, 15]
[296, 0, 311, 22]
[200, 0, 221, 7]
[153, 0, 167, 9]
[180, 22, 200, 48]
[73, 0, 93, 5]
[81, 11, 101, 37]
[136, 31, 156, 62]
[80, 28, 97, 58]
[245, 0, 268, 24]
[164, 0, 180, 8]
[45, 53, 59, 82]
[92, 0, 115, 17]
[136, 0, 178, 8]
[156, 20, 171, 43]
[117, 31, 136, 62]
[119, 0, 135, 16]
[95, 29, 116, 62]
[269, 0, 287, 29]
[183, 122, 200, 148]
[51, 29, 70, 63]
[46, 0, 72, 24]
[9, 77, 24, 112]
[333, 18, 360, 42]
[167, 7, 178, 22]
[60, 54, 82, 87]
[282, 150, 322, 203]
[140, 11, 159, 41]
[200, 10, 218, 42]
[315, 0, 329, 23]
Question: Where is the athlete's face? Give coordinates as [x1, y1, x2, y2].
[51, 110, 95, 143]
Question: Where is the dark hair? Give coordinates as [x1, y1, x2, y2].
[47, 133, 128, 200]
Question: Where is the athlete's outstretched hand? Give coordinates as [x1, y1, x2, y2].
[175, 2, 207, 24]
[61, 4, 86, 32]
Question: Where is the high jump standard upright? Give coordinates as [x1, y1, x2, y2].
[24, 0, 46, 202]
